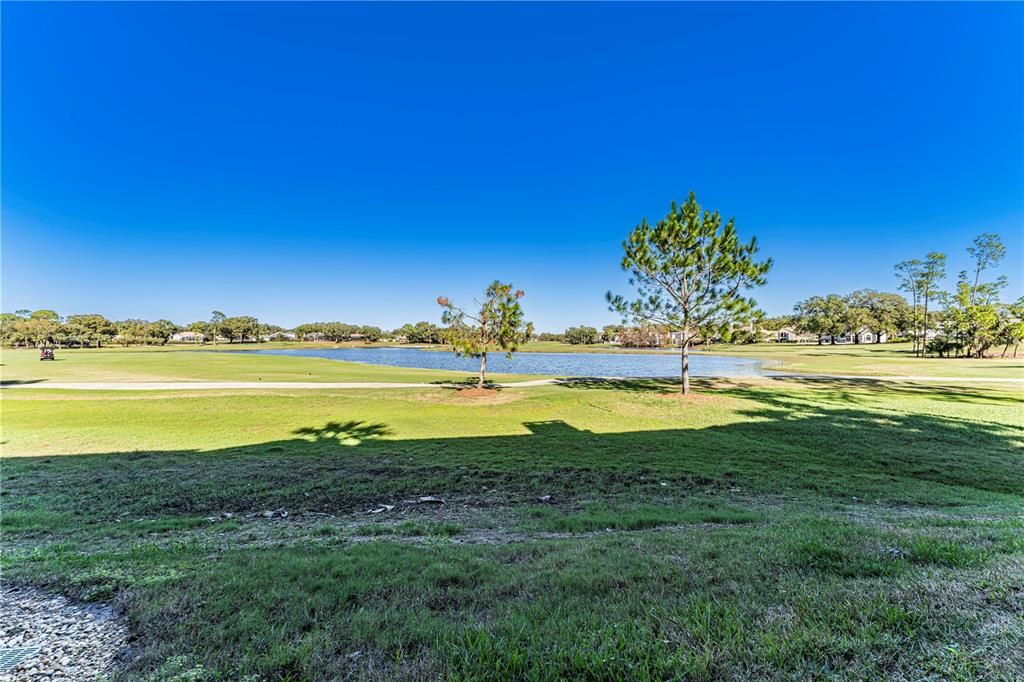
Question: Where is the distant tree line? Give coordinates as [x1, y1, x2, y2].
[0, 310, 387, 348]
[1, 310, 181, 348]
[788, 233, 1023, 357]
[292, 322, 383, 342]
[0, 309, 462, 349]
[392, 321, 445, 344]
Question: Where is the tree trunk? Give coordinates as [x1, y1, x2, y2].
[681, 340, 690, 395]
[921, 291, 929, 358]
[478, 352, 487, 389]
[911, 293, 919, 356]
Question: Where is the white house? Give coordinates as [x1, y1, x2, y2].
[771, 326, 887, 344]
[771, 326, 817, 344]
[822, 328, 887, 344]
[262, 331, 296, 341]
[171, 330, 205, 343]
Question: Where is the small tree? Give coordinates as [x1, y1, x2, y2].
[919, 252, 947, 357]
[607, 192, 771, 394]
[895, 260, 924, 354]
[210, 311, 226, 345]
[967, 233, 1006, 305]
[438, 281, 534, 389]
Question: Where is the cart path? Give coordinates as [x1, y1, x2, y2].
[2, 375, 1022, 390]
[0, 379, 561, 390]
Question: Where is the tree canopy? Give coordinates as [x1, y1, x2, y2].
[564, 326, 599, 345]
[438, 281, 533, 389]
[607, 192, 771, 393]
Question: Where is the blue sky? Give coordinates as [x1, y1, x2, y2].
[3, 2, 1022, 331]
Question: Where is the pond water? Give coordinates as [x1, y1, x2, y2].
[235, 346, 781, 378]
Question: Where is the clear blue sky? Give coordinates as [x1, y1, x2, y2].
[3, 2, 1022, 331]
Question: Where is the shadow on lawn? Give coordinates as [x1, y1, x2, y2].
[4, 394, 1022, 520]
[555, 375, 1024, 405]
[292, 420, 392, 444]
[428, 378, 505, 392]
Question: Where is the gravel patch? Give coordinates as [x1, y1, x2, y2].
[0, 585, 128, 681]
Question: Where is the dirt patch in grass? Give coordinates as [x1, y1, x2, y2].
[408, 387, 525, 405]
[457, 387, 502, 398]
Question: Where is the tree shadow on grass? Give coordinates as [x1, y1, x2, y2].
[750, 376, 1024, 406]
[4, 395, 1022, 522]
[555, 375, 1024, 405]
[427, 377, 505, 392]
[292, 420, 392, 444]
[553, 377, 680, 393]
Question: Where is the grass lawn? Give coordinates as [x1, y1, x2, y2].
[697, 342, 1024, 379]
[0, 347, 541, 385]
[2, 367, 1022, 679]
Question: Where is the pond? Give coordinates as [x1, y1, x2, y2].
[234, 346, 781, 378]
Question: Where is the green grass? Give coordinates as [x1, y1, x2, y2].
[0, 346, 541, 384]
[2, 360, 1022, 679]
[525, 501, 760, 532]
[697, 341, 1024, 379]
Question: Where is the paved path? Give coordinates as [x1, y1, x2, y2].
[0, 379, 561, 390]
[2, 375, 1022, 390]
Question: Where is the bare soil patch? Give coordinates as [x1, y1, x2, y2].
[410, 387, 525, 405]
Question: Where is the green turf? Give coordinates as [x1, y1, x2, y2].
[2, 374, 1022, 680]
[0, 346, 541, 384]
[695, 341, 1024, 379]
